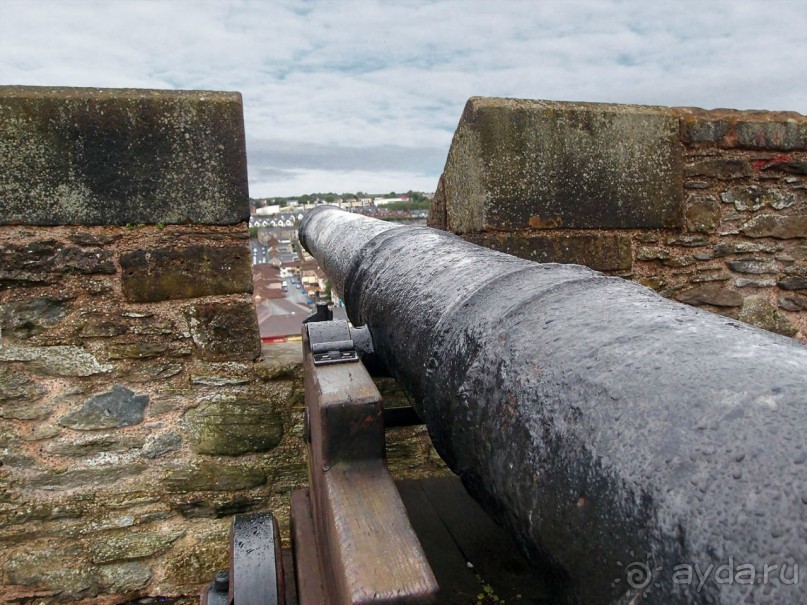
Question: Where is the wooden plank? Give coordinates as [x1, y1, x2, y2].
[291, 489, 328, 605]
[418, 477, 551, 603]
[396, 479, 484, 604]
[303, 329, 438, 605]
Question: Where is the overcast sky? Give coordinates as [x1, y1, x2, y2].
[2, 1, 806, 198]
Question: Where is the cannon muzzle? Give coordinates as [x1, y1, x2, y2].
[299, 205, 807, 605]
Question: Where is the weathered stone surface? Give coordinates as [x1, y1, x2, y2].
[685, 158, 752, 179]
[675, 284, 743, 307]
[666, 234, 710, 247]
[120, 244, 252, 303]
[77, 315, 128, 338]
[161, 522, 229, 589]
[738, 295, 799, 335]
[97, 561, 152, 593]
[59, 385, 149, 430]
[635, 246, 669, 261]
[129, 317, 176, 335]
[721, 186, 794, 211]
[741, 214, 807, 239]
[90, 529, 185, 564]
[125, 361, 182, 383]
[107, 342, 168, 359]
[1, 297, 70, 339]
[190, 362, 252, 386]
[678, 115, 730, 144]
[0, 86, 248, 226]
[0, 399, 52, 421]
[778, 276, 807, 290]
[779, 293, 807, 311]
[684, 195, 721, 233]
[0, 367, 47, 402]
[29, 464, 147, 489]
[440, 97, 682, 233]
[142, 431, 182, 459]
[184, 395, 283, 456]
[780, 161, 807, 175]
[735, 118, 807, 150]
[713, 241, 776, 257]
[0, 344, 112, 376]
[734, 278, 777, 288]
[426, 174, 447, 229]
[185, 301, 261, 361]
[19, 425, 61, 441]
[162, 462, 267, 492]
[463, 232, 632, 272]
[172, 494, 266, 519]
[68, 231, 120, 247]
[44, 433, 144, 456]
[3, 544, 96, 597]
[0, 240, 116, 280]
[727, 258, 779, 274]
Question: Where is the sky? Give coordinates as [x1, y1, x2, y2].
[2, 1, 806, 198]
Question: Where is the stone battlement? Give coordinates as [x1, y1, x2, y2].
[430, 97, 807, 339]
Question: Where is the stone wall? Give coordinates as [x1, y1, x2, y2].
[430, 97, 807, 340]
[0, 87, 447, 604]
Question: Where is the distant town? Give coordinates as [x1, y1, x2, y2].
[249, 191, 433, 347]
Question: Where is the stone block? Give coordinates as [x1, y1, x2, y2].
[142, 431, 182, 459]
[0, 240, 116, 286]
[675, 284, 743, 307]
[107, 343, 168, 359]
[0, 367, 47, 403]
[678, 115, 731, 144]
[0, 344, 112, 376]
[29, 464, 147, 489]
[779, 293, 807, 311]
[735, 118, 807, 150]
[684, 195, 721, 233]
[162, 462, 267, 492]
[727, 259, 779, 274]
[0, 86, 248, 226]
[89, 529, 185, 564]
[738, 295, 799, 336]
[741, 214, 807, 239]
[721, 186, 795, 211]
[464, 232, 632, 272]
[44, 433, 145, 456]
[184, 395, 284, 456]
[713, 241, 776, 257]
[685, 158, 753, 179]
[185, 301, 261, 361]
[59, 385, 149, 430]
[1, 297, 71, 340]
[120, 244, 252, 302]
[440, 97, 682, 233]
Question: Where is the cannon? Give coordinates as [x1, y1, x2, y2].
[208, 206, 807, 604]
[299, 206, 807, 604]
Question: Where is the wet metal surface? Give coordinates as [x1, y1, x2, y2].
[300, 206, 807, 605]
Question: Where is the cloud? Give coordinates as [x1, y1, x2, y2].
[2, 0, 806, 196]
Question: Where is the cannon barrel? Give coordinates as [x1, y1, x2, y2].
[299, 206, 807, 605]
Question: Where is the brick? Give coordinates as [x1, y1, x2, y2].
[0, 86, 248, 226]
[120, 244, 252, 302]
